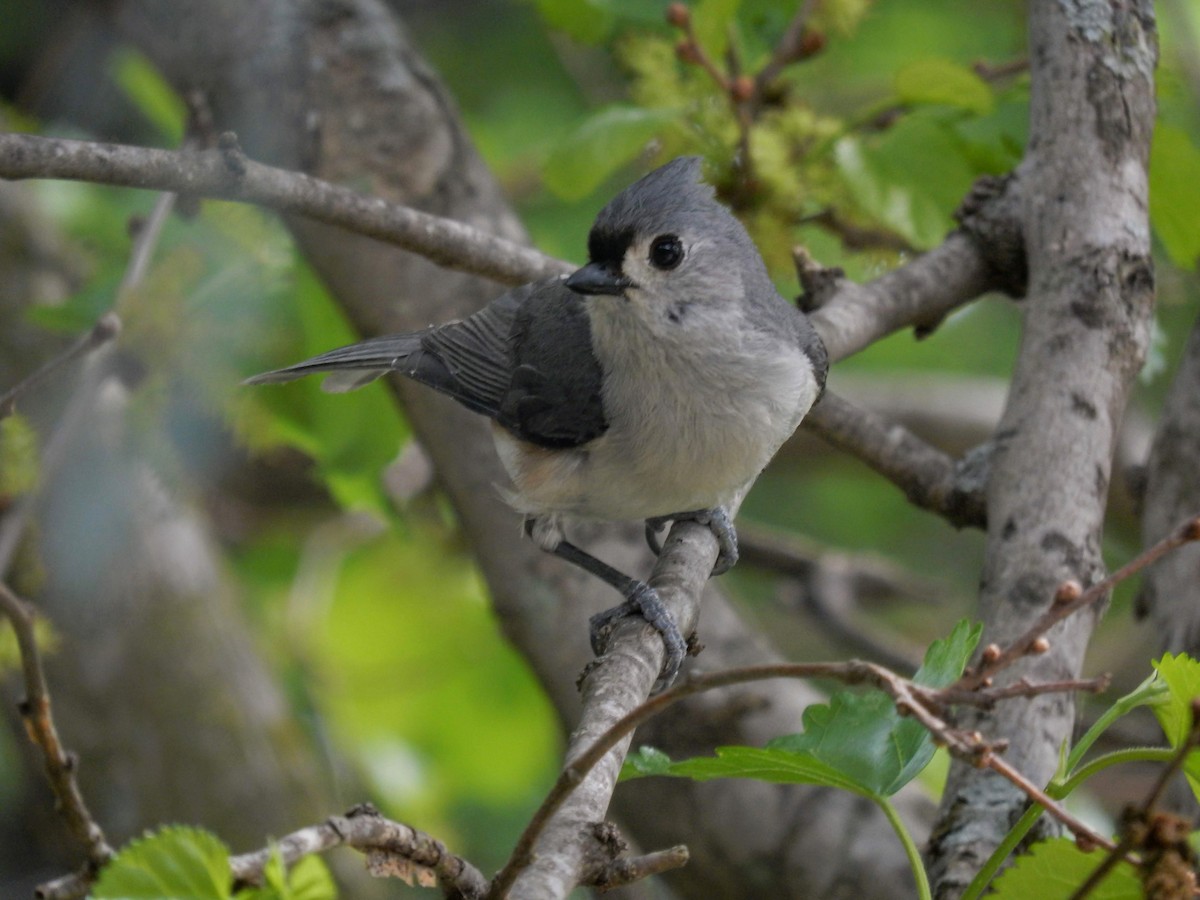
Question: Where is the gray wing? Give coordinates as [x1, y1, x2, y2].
[246, 277, 608, 449]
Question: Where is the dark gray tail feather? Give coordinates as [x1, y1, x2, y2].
[244, 332, 426, 394]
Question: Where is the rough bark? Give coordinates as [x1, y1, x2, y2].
[926, 1, 1158, 896]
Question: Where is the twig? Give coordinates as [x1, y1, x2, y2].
[800, 207, 917, 255]
[36, 803, 489, 900]
[804, 390, 987, 529]
[958, 516, 1200, 691]
[0, 582, 114, 870]
[0, 133, 567, 288]
[753, 0, 820, 98]
[587, 845, 690, 892]
[0, 313, 121, 421]
[492, 659, 1114, 894]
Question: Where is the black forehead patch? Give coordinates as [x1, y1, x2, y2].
[587, 225, 635, 264]
[591, 156, 717, 243]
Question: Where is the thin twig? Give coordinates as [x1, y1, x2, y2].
[958, 516, 1200, 691]
[0, 581, 114, 868]
[0, 313, 121, 421]
[753, 0, 819, 97]
[587, 845, 690, 892]
[804, 391, 987, 529]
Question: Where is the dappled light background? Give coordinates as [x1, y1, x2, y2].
[1, 0, 1199, 896]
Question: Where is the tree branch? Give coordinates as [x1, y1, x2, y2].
[0, 132, 567, 287]
[0, 582, 114, 872]
[35, 804, 490, 900]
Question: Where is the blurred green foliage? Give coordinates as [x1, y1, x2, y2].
[3, 0, 1200, 894]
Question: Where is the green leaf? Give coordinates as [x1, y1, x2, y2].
[691, 0, 741, 59]
[586, 0, 671, 26]
[109, 48, 186, 144]
[621, 745, 675, 780]
[1150, 652, 1200, 802]
[834, 114, 978, 249]
[989, 838, 1141, 900]
[282, 857, 337, 900]
[530, 0, 613, 43]
[632, 623, 979, 800]
[92, 825, 232, 900]
[1149, 123, 1200, 268]
[236, 849, 336, 900]
[913, 619, 982, 689]
[665, 745, 873, 795]
[894, 59, 994, 114]
[1151, 653, 1200, 746]
[771, 619, 980, 796]
[543, 106, 680, 201]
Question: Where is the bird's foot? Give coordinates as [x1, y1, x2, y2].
[589, 582, 686, 691]
[643, 507, 738, 576]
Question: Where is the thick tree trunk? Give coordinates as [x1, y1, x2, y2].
[926, 1, 1158, 896]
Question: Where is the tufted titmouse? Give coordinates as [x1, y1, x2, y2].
[248, 157, 828, 687]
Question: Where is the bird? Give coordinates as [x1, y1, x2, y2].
[247, 156, 828, 688]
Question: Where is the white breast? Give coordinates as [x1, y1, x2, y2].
[495, 299, 819, 524]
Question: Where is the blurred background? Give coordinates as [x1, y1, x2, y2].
[0, 0, 1198, 895]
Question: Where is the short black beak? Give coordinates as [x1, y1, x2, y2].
[565, 262, 630, 296]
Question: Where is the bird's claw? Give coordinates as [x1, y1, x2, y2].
[643, 507, 738, 576]
[589, 582, 686, 691]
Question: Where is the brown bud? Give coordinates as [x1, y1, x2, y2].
[981, 643, 1002, 664]
[666, 2, 691, 28]
[1054, 580, 1083, 604]
[1183, 516, 1200, 541]
[731, 74, 755, 103]
[675, 38, 703, 65]
[1031, 637, 1051, 654]
[1075, 833, 1098, 853]
[981, 677, 994, 688]
[798, 29, 827, 59]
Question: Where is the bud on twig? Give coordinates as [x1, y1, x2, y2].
[1031, 637, 1051, 654]
[1054, 580, 1082, 605]
[731, 75, 755, 103]
[981, 643, 1002, 664]
[666, 2, 690, 28]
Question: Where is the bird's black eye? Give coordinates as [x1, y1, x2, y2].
[648, 235, 684, 271]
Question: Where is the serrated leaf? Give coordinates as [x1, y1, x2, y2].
[913, 619, 982, 689]
[92, 825, 232, 900]
[632, 623, 979, 799]
[989, 838, 1141, 899]
[770, 619, 980, 796]
[1149, 123, 1200, 268]
[543, 106, 680, 201]
[895, 59, 994, 114]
